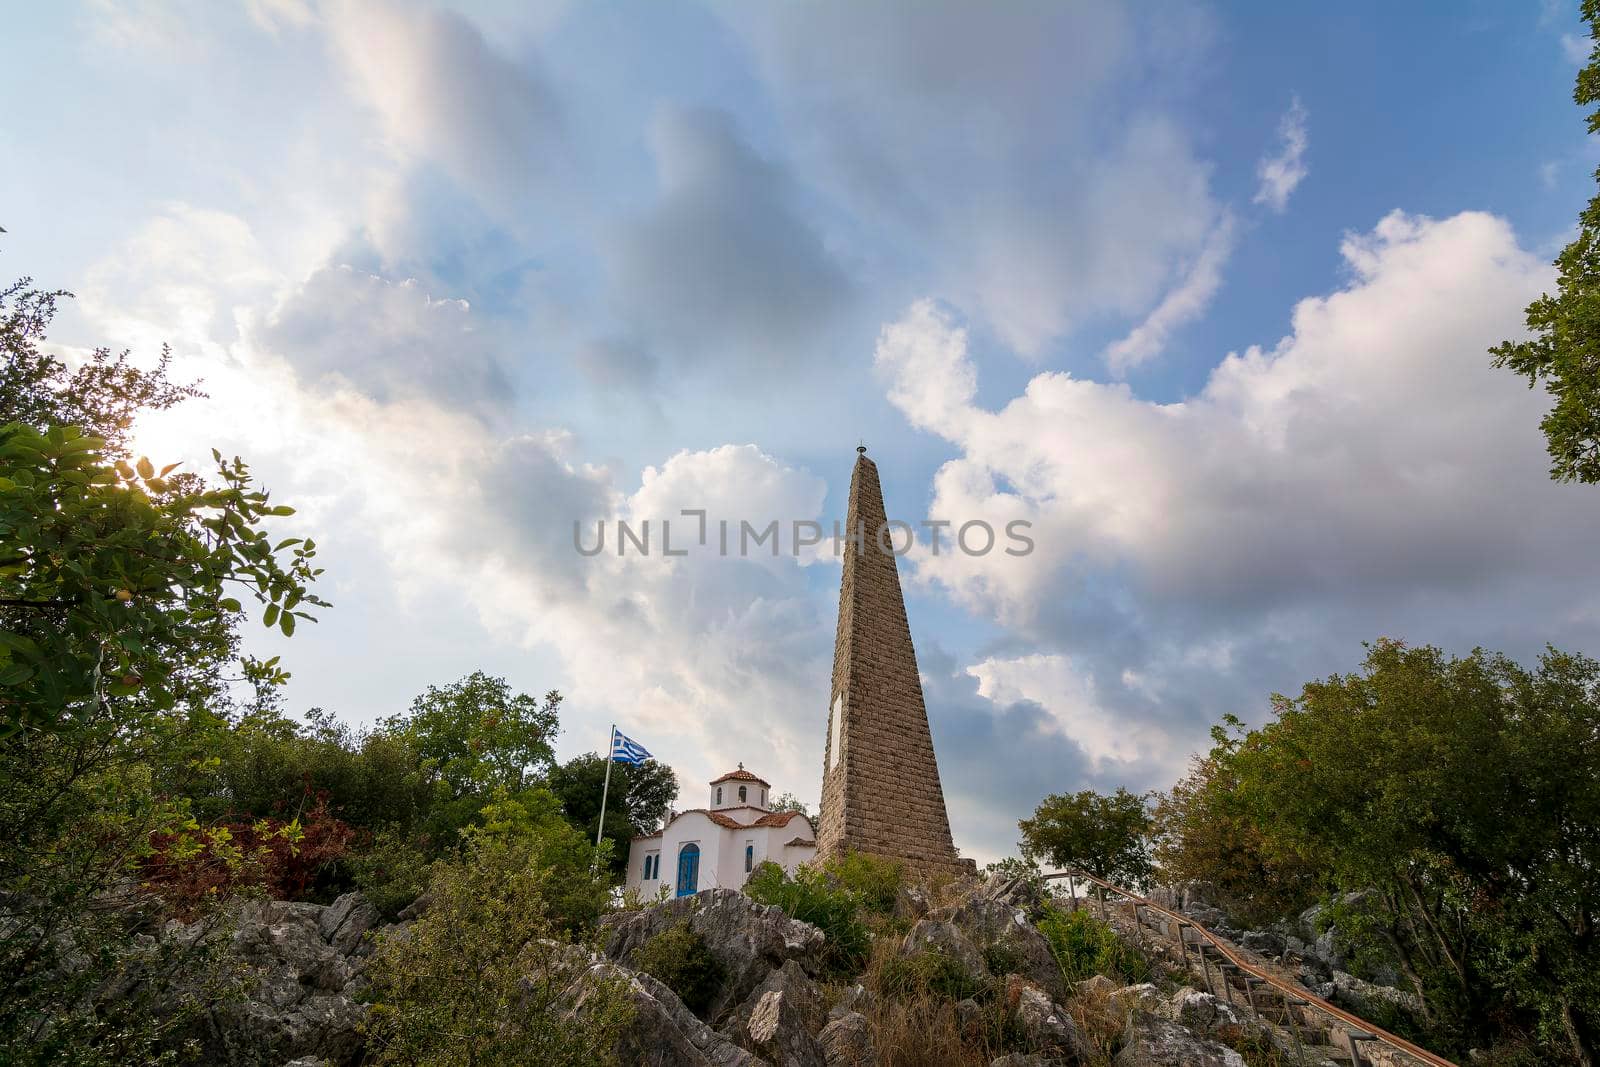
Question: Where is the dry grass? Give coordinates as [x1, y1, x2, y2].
[857, 936, 1012, 1066]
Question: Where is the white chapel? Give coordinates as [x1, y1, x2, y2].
[625, 766, 817, 897]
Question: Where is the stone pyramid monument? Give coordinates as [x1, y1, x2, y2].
[816, 447, 963, 874]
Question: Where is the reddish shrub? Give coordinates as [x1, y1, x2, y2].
[144, 793, 354, 914]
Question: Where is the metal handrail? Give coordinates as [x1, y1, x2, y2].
[1043, 868, 1459, 1067]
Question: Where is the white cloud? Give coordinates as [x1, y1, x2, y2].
[1563, 32, 1591, 65]
[325, 0, 569, 211]
[877, 210, 1600, 808]
[723, 0, 1222, 357]
[1102, 212, 1236, 374]
[1253, 98, 1309, 213]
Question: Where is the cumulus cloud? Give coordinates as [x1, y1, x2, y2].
[325, 0, 568, 210]
[879, 210, 1600, 807]
[1102, 212, 1237, 374]
[262, 265, 513, 417]
[604, 108, 853, 374]
[722, 0, 1221, 357]
[1254, 98, 1309, 213]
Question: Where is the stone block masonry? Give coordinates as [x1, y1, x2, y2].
[816, 448, 965, 876]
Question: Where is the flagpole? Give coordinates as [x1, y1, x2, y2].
[596, 723, 616, 854]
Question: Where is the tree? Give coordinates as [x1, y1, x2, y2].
[1152, 715, 1322, 927]
[1, 279, 327, 735]
[545, 753, 678, 878]
[1165, 640, 1600, 1063]
[384, 672, 560, 801]
[0, 274, 327, 1061]
[1492, 2, 1600, 483]
[769, 791, 810, 817]
[1017, 787, 1153, 890]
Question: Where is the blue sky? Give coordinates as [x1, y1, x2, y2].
[6, 0, 1600, 861]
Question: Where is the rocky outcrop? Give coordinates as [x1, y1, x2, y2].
[1114, 1012, 1248, 1067]
[727, 960, 827, 1067]
[603, 887, 826, 1023]
[559, 947, 761, 1067]
[184, 894, 378, 1066]
[818, 1011, 876, 1067]
[1008, 979, 1090, 1062]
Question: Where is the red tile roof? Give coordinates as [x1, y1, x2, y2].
[632, 807, 813, 840]
[710, 768, 771, 786]
[785, 837, 816, 848]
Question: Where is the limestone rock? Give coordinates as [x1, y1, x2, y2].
[1076, 975, 1116, 999]
[829, 983, 874, 1020]
[893, 883, 931, 922]
[1327, 969, 1424, 1019]
[193, 899, 369, 1066]
[818, 1011, 877, 1067]
[1011, 982, 1090, 1062]
[318, 892, 379, 956]
[899, 918, 986, 978]
[560, 948, 761, 1067]
[1114, 1012, 1247, 1067]
[936, 891, 1063, 998]
[1160, 989, 1247, 1042]
[1106, 982, 1163, 1021]
[603, 888, 825, 1022]
[727, 960, 826, 1067]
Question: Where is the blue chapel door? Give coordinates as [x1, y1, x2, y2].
[675, 843, 700, 897]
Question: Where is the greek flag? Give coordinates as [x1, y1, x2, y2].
[611, 730, 652, 765]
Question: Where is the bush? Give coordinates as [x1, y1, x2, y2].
[364, 789, 627, 1065]
[745, 861, 870, 977]
[824, 850, 904, 915]
[1036, 905, 1149, 985]
[349, 828, 433, 919]
[632, 921, 724, 1018]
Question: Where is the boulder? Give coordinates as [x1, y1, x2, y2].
[1327, 970, 1424, 1019]
[560, 948, 761, 1067]
[893, 883, 932, 922]
[977, 871, 1046, 915]
[899, 919, 986, 978]
[318, 892, 379, 956]
[1114, 1013, 1247, 1067]
[829, 983, 874, 1021]
[818, 1011, 877, 1067]
[1105, 983, 1163, 1021]
[936, 892, 1064, 998]
[1076, 975, 1116, 1000]
[192, 900, 369, 1066]
[727, 960, 826, 1067]
[1011, 982, 1090, 1062]
[1237, 930, 1284, 957]
[1160, 990, 1246, 1042]
[603, 888, 825, 1023]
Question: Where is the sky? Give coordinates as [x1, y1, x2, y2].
[5, 0, 1600, 863]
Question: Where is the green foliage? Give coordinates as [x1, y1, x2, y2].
[1036, 905, 1150, 985]
[768, 791, 810, 817]
[385, 672, 560, 801]
[349, 828, 433, 919]
[546, 752, 678, 878]
[0, 422, 327, 733]
[823, 850, 904, 915]
[1492, 1, 1600, 483]
[1152, 717, 1323, 927]
[745, 860, 871, 977]
[632, 921, 724, 1018]
[1161, 639, 1600, 1062]
[364, 789, 627, 1066]
[0, 272, 316, 1063]
[1018, 787, 1154, 889]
